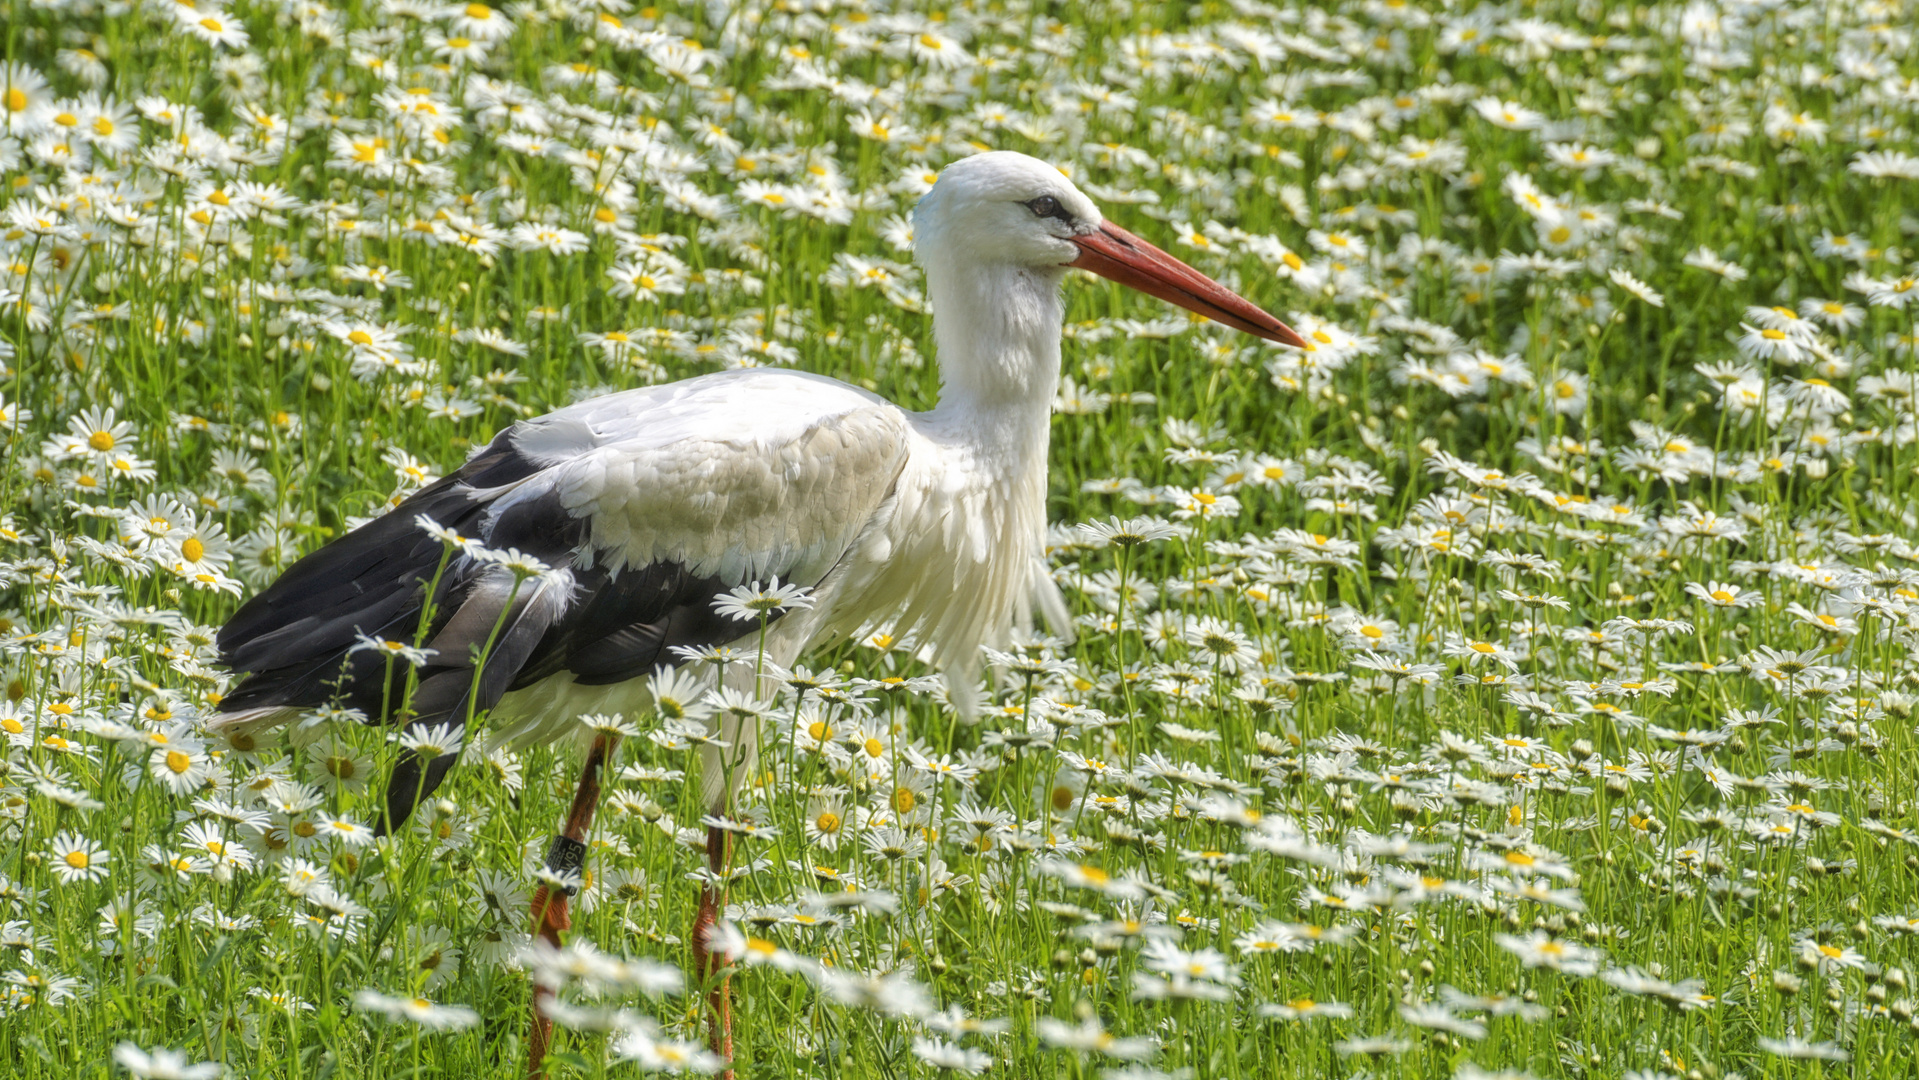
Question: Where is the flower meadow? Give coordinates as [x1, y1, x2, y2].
[4, 0, 1919, 1076]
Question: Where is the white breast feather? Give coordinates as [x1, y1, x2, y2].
[817, 414, 1056, 701]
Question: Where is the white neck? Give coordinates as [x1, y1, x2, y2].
[921, 260, 1066, 459]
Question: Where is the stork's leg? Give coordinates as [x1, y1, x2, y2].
[525, 732, 623, 1080]
[690, 820, 734, 1076]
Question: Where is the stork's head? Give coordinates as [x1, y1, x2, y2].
[914, 151, 1306, 348]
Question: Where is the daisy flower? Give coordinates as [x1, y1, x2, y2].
[1607, 267, 1664, 307]
[177, 9, 251, 49]
[352, 989, 479, 1030]
[48, 830, 111, 884]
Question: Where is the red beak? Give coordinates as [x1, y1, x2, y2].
[1069, 221, 1307, 349]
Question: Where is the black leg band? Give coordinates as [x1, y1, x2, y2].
[544, 834, 588, 895]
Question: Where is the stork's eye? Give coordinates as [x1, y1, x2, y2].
[1026, 195, 1066, 220]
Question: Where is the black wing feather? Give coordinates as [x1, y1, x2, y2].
[216, 427, 782, 834]
[217, 435, 540, 664]
[511, 561, 758, 689]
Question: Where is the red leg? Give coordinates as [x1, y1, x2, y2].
[525, 733, 621, 1080]
[526, 885, 570, 1076]
[690, 822, 734, 1077]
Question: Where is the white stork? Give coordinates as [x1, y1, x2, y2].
[214, 150, 1304, 1075]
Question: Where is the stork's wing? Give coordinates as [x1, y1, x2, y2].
[215, 369, 911, 829]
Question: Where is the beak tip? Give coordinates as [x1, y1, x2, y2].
[1272, 324, 1309, 350]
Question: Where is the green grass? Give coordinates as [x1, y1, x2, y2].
[2, 0, 1918, 1077]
